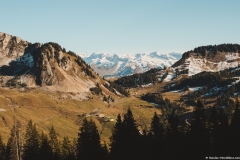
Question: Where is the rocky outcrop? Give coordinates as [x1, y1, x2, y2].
[59, 56, 72, 71]
[0, 32, 29, 66]
[40, 51, 58, 86]
[0, 32, 114, 94]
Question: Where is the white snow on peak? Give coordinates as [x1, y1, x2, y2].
[81, 52, 182, 77]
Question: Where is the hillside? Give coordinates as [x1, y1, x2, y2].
[0, 32, 162, 144]
[0, 32, 101, 94]
[172, 44, 240, 76]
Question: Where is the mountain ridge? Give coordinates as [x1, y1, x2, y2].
[0, 32, 121, 99]
[172, 44, 240, 76]
[81, 51, 182, 77]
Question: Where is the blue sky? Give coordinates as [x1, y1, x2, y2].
[1, 0, 240, 55]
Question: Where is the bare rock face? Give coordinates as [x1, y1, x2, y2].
[0, 32, 97, 93]
[59, 56, 72, 71]
[40, 51, 57, 86]
[0, 32, 29, 66]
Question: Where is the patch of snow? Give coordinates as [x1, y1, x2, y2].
[175, 53, 240, 76]
[204, 87, 221, 96]
[141, 83, 153, 88]
[189, 87, 203, 91]
[150, 102, 160, 107]
[203, 81, 239, 96]
[170, 89, 182, 93]
[234, 92, 239, 97]
[164, 73, 175, 82]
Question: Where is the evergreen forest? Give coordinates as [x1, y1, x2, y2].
[1, 100, 240, 160]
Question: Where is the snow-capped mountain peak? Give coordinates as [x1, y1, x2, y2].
[81, 52, 182, 77]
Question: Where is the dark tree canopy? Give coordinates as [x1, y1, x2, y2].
[0, 134, 6, 160]
[22, 120, 40, 160]
[77, 118, 103, 160]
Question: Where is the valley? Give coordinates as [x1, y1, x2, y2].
[1, 32, 240, 159]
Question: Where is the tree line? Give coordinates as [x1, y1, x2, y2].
[172, 71, 236, 91]
[114, 68, 160, 88]
[173, 43, 240, 68]
[183, 43, 240, 58]
[104, 81, 130, 97]
[1, 101, 240, 160]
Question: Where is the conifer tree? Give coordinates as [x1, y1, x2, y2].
[0, 134, 6, 160]
[49, 126, 61, 160]
[166, 110, 181, 159]
[122, 108, 139, 138]
[77, 118, 103, 160]
[229, 99, 240, 155]
[6, 121, 22, 160]
[39, 132, 52, 160]
[22, 120, 40, 160]
[148, 112, 165, 159]
[110, 109, 140, 159]
[149, 112, 164, 139]
[110, 114, 124, 160]
[62, 136, 76, 160]
[212, 109, 229, 156]
[188, 99, 210, 159]
[121, 108, 140, 159]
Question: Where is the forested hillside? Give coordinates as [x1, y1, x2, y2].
[114, 68, 160, 88]
[172, 71, 236, 90]
[174, 43, 240, 65]
[1, 102, 240, 160]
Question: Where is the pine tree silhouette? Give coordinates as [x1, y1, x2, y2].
[148, 112, 165, 159]
[77, 118, 103, 160]
[121, 108, 140, 159]
[229, 99, 240, 156]
[62, 136, 76, 160]
[22, 120, 40, 160]
[0, 134, 6, 160]
[49, 126, 61, 160]
[188, 99, 210, 159]
[39, 132, 53, 160]
[110, 114, 124, 160]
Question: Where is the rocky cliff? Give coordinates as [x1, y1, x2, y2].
[0, 32, 100, 93]
[0, 32, 29, 66]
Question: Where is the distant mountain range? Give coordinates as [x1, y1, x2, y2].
[81, 52, 182, 77]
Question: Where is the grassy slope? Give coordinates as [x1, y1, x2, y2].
[0, 87, 160, 144]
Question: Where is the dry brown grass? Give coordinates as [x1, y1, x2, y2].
[162, 92, 181, 102]
[0, 87, 162, 144]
